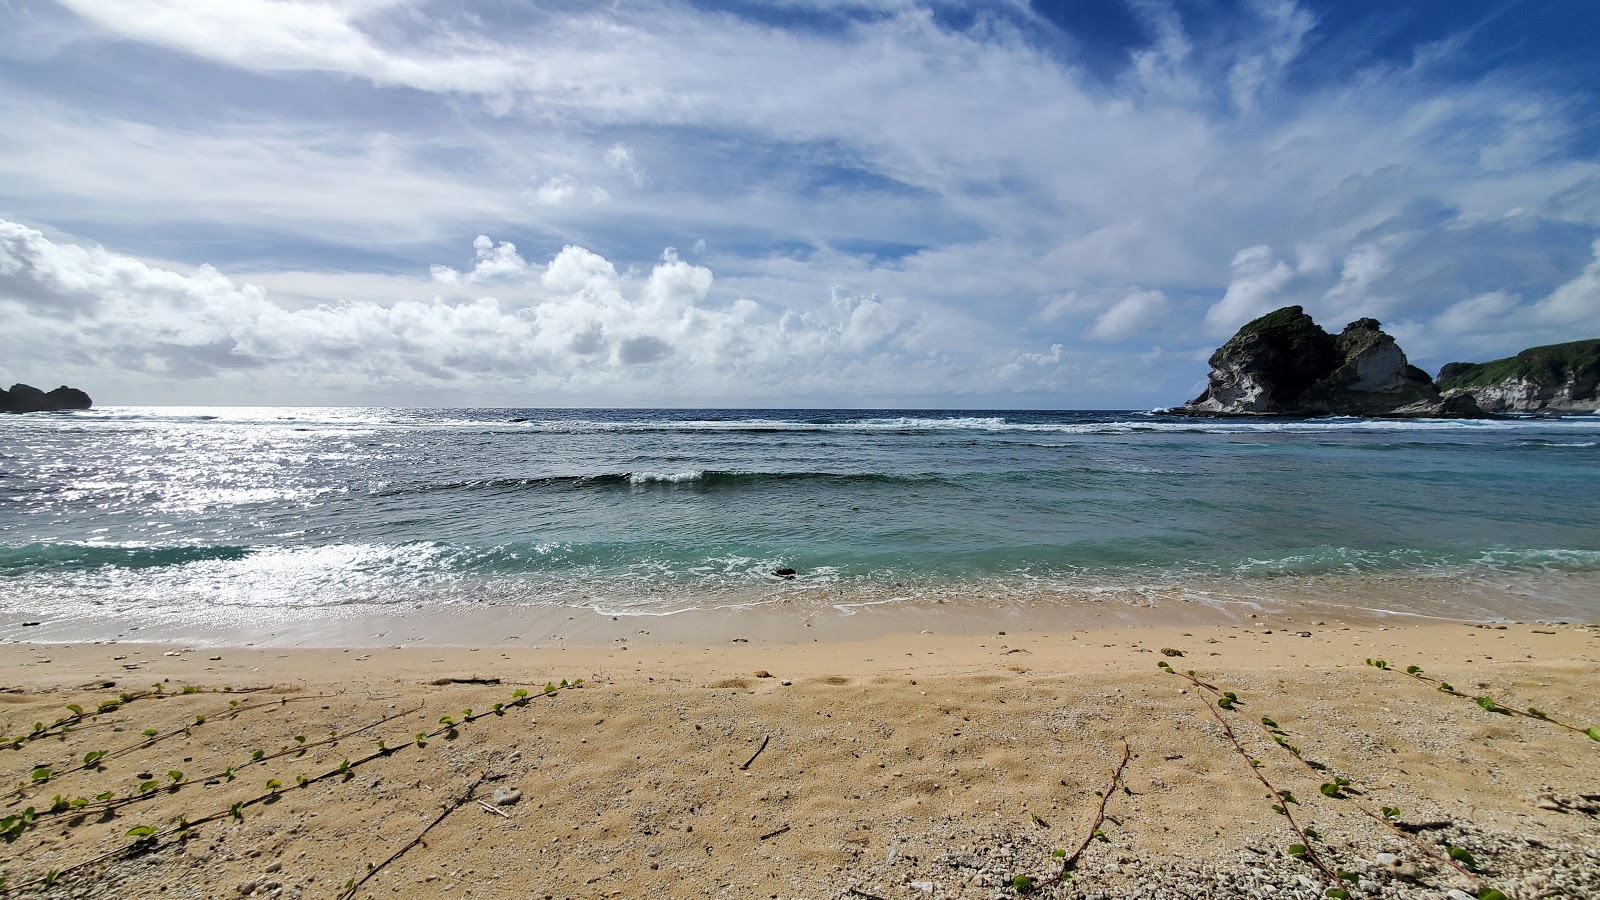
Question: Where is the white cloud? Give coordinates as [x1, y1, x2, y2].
[1535, 238, 1600, 324]
[1204, 246, 1296, 333]
[0, 220, 1065, 404]
[2, 1, 1597, 405]
[429, 235, 530, 284]
[534, 175, 580, 206]
[604, 144, 646, 186]
[1433, 290, 1520, 334]
[1085, 290, 1169, 342]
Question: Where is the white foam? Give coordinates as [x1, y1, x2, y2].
[627, 470, 704, 484]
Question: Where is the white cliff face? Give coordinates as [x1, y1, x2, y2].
[1454, 377, 1600, 413]
[1187, 364, 1276, 413]
[1339, 338, 1411, 392]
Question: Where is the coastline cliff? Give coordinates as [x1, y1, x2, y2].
[1437, 340, 1600, 414]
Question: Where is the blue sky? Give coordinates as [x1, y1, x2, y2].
[1, 0, 1597, 407]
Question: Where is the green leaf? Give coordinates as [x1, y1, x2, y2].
[65, 703, 83, 716]
[252, 749, 265, 761]
[1405, 665, 1422, 674]
[1010, 874, 1036, 894]
[266, 779, 282, 792]
[1326, 890, 1349, 899]
[1278, 790, 1298, 805]
[142, 727, 158, 738]
[1336, 870, 1359, 882]
[338, 759, 351, 774]
[230, 802, 243, 822]
[83, 750, 106, 765]
[1477, 890, 1509, 900]
[1320, 783, 1343, 798]
[1446, 846, 1479, 871]
[1440, 682, 1455, 692]
[1223, 691, 1238, 702]
[512, 688, 528, 699]
[1526, 708, 1548, 720]
[1031, 813, 1049, 828]
[1585, 727, 1600, 742]
[1217, 696, 1234, 710]
[126, 825, 157, 838]
[168, 770, 182, 783]
[1287, 844, 1307, 857]
[138, 780, 159, 794]
[295, 735, 306, 744]
[31, 767, 50, 782]
[95, 791, 113, 801]
[1051, 849, 1066, 858]
[1476, 696, 1506, 714]
[1260, 717, 1278, 729]
[1380, 806, 1400, 819]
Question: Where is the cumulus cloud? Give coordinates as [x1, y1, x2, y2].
[429, 235, 529, 284]
[0, 220, 1056, 403]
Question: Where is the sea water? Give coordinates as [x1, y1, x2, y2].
[3, 407, 1598, 635]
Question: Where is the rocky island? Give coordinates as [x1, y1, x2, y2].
[1437, 339, 1600, 414]
[1170, 306, 1484, 418]
[1, 383, 93, 413]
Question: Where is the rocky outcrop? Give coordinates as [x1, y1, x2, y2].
[1437, 340, 1600, 414]
[1173, 307, 1485, 418]
[1, 383, 93, 413]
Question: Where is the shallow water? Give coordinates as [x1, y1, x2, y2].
[3, 407, 1598, 631]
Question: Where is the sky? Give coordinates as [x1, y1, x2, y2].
[1, 0, 1598, 409]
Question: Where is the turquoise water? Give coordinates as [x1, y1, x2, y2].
[2, 407, 1598, 623]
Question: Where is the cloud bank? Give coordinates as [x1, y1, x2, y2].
[0, 1, 1596, 406]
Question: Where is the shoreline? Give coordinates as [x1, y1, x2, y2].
[5, 570, 1599, 651]
[3, 620, 1597, 898]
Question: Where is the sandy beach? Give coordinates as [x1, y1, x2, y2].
[2, 614, 1598, 899]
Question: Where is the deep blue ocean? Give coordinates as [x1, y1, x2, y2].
[3, 407, 1599, 628]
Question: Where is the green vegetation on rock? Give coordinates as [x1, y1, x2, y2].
[1437, 339, 1600, 392]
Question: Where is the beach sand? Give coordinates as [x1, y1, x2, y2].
[2, 616, 1598, 899]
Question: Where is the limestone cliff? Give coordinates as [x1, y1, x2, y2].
[1437, 340, 1600, 414]
[1173, 307, 1483, 418]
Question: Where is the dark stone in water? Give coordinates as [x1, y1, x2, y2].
[773, 567, 797, 578]
[2, 383, 93, 413]
[1168, 307, 1489, 418]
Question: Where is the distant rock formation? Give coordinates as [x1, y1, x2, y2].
[1437, 339, 1600, 414]
[1171, 307, 1485, 418]
[1, 383, 93, 413]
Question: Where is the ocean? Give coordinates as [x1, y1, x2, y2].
[3, 407, 1599, 639]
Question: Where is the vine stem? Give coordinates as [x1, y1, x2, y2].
[1034, 739, 1132, 888]
[1198, 694, 1339, 884]
[1174, 666, 1485, 889]
[336, 770, 500, 899]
